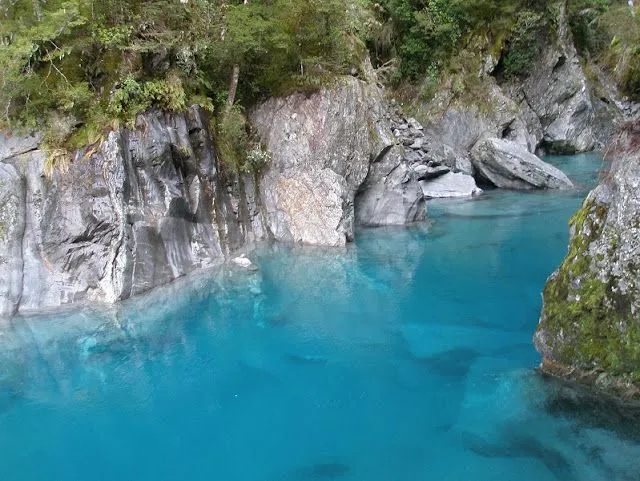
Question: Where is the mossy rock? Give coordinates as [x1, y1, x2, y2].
[537, 183, 640, 398]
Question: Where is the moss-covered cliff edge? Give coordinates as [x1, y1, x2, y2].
[535, 121, 640, 401]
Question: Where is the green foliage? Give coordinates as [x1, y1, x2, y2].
[567, 0, 611, 56]
[215, 105, 269, 176]
[0, 0, 629, 145]
[567, 1, 640, 100]
[621, 47, 640, 99]
[600, 4, 640, 100]
[108, 74, 186, 125]
[502, 9, 548, 79]
[1, 0, 367, 147]
[371, 0, 554, 83]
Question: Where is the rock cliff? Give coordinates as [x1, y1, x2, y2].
[0, 78, 427, 315]
[535, 121, 640, 401]
[0, 4, 626, 315]
[0, 107, 261, 316]
[401, 2, 605, 192]
[250, 77, 425, 244]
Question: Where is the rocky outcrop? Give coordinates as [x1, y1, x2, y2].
[250, 77, 425, 237]
[421, 82, 536, 156]
[355, 145, 425, 226]
[535, 122, 640, 400]
[509, 4, 595, 153]
[470, 138, 574, 190]
[0, 107, 264, 314]
[0, 78, 430, 315]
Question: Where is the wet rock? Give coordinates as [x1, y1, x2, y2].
[470, 138, 574, 190]
[231, 255, 253, 269]
[2, 106, 262, 314]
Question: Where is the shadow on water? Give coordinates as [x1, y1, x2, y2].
[541, 374, 640, 442]
[460, 430, 573, 480]
[414, 348, 480, 379]
[277, 462, 350, 480]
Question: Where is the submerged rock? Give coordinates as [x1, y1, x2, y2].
[420, 172, 482, 199]
[470, 138, 574, 190]
[231, 255, 254, 269]
[535, 122, 640, 400]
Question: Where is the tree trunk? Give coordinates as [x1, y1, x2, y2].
[223, 0, 248, 114]
[226, 64, 240, 114]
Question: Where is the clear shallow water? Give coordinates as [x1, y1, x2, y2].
[2, 153, 640, 481]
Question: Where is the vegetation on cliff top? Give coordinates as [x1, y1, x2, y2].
[0, 0, 638, 150]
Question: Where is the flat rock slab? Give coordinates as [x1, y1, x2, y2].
[420, 172, 482, 199]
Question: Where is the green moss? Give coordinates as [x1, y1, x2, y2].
[367, 117, 381, 145]
[539, 198, 640, 381]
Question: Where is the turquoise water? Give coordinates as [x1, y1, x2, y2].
[1, 153, 640, 481]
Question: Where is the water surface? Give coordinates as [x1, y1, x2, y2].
[2, 153, 639, 481]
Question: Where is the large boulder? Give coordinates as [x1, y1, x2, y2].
[535, 123, 640, 400]
[251, 77, 425, 243]
[420, 172, 482, 199]
[0, 163, 25, 317]
[470, 138, 574, 190]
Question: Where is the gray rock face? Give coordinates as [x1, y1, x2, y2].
[0, 131, 41, 162]
[535, 126, 640, 399]
[0, 78, 431, 314]
[518, 4, 595, 153]
[470, 138, 574, 190]
[2, 107, 264, 313]
[0, 163, 25, 317]
[423, 83, 534, 154]
[355, 146, 426, 226]
[420, 172, 482, 199]
[251, 77, 425, 239]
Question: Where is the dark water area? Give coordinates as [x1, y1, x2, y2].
[1, 153, 639, 480]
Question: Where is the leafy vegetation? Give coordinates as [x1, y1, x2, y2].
[0, 0, 370, 147]
[368, 0, 554, 83]
[0, 0, 637, 148]
[567, 0, 640, 100]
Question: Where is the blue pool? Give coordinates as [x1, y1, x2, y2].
[1, 153, 639, 481]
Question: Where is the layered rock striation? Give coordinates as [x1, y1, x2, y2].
[0, 108, 261, 316]
[0, 78, 429, 315]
